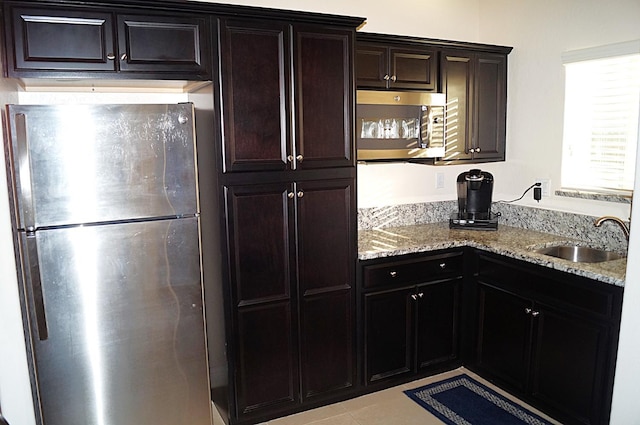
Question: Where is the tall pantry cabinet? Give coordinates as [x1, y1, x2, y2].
[204, 13, 363, 425]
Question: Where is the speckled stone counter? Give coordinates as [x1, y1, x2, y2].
[358, 223, 626, 287]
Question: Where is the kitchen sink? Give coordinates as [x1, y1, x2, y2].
[534, 245, 624, 263]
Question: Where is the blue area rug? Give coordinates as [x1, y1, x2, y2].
[404, 374, 554, 425]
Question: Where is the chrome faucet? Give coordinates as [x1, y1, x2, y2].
[594, 216, 630, 240]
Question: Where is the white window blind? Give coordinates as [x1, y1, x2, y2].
[561, 41, 640, 193]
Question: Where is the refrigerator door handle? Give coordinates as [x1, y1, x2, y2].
[15, 113, 36, 231]
[24, 233, 48, 341]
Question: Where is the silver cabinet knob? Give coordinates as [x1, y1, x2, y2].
[120, 53, 128, 61]
[417, 292, 424, 298]
[287, 155, 294, 162]
[177, 115, 188, 124]
[287, 192, 295, 199]
[390, 75, 397, 82]
[383, 74, 390, 81]
[475, 147, 481, 153]
[439, 262, 446, 269]
[531, 311, 540, 317]
[296, 155, 303, 162]
[389, 271, 397, 278]
[297, 191, 304, 198]
[525, 308, 532, 314]
[107, 53, 116, 60]
[411, 294, 418, 300]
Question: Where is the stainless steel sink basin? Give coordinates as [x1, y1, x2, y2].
[534, 245, 624, 263]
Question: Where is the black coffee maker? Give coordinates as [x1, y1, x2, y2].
[450, 169, 498, 230]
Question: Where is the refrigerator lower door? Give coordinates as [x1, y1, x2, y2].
[23, 217, 211, 425]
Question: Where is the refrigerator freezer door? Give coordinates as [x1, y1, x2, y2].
[22, 217, 211, 425]
[6, 103, 198, 230]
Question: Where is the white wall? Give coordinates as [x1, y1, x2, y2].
[609, 102, 640, 423]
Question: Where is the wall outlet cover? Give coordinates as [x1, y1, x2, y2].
[536, 178, 551, 196]
[436, 172, 445, 189]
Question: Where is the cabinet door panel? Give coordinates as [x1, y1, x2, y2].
[296, 178, 354, 294]
[390, 48, 437, 90]
[224, 183, 294, 305]
[297, 178, 355, 399]
[474, 54, 506, 161]
[219, 19, 290, 172]
[235, 302, 298, 415]
[118, 14, 210, 76]
[416, 278, 460, 370]
[475, 283, 531, 392]
[10, 7, 115, 72]
[225, 182, 298, 418]
[294, 26, 353, 169]
[532, 305, 609, 425]
[355, 43, 388, 88]
[365, 287, 414, 384]
[301, 291, 354, 400]
[440, 51, 472, 161]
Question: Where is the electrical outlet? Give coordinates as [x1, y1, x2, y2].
[436, 172, 445, 189]
[536, 179, 551, 197]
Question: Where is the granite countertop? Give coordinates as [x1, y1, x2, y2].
[358, 223, 626, 287]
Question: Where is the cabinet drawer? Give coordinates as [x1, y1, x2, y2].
[477, 253, 622, 321]
[363, 251, 464, 289]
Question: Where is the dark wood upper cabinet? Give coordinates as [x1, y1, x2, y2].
[218, 19, 291, 173]
[117, 14, 211, 77]
[355, 43, 387, 89]
[4, 4, 212, 80]
[9, 7, 115, 72]
[438, 50, 507, 163]
[218, 19, 353, 173]
[294, 26, 354, 170]
[356, 41, 438, 91]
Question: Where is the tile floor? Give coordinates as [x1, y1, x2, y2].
[212, 367, 563, 425]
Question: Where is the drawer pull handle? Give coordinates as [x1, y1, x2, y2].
[439, 263, 446, 269]
[389, 271, 397, 278]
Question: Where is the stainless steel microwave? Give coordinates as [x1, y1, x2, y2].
[356, 90, 445, 161]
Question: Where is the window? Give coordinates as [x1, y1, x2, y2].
[561, 41, 640, 194]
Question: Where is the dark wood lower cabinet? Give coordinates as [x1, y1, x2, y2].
[531, 303, 611, 425]
[475, 284, 531, 392]
[472, 252, 623, 425]
[416, 280, 461, 371]
[222, 177, 356, 423]
[235, 301, 297, 415]
[364, 279, 461, 385]
[361, 251, 465, 387]
[365, 286, 414, 383]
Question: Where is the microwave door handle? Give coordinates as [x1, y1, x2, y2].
[23, 233, 48, 341]
[419, 107, 429, 148]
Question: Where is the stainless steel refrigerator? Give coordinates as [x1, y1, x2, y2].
[3, 103, 212, 425]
